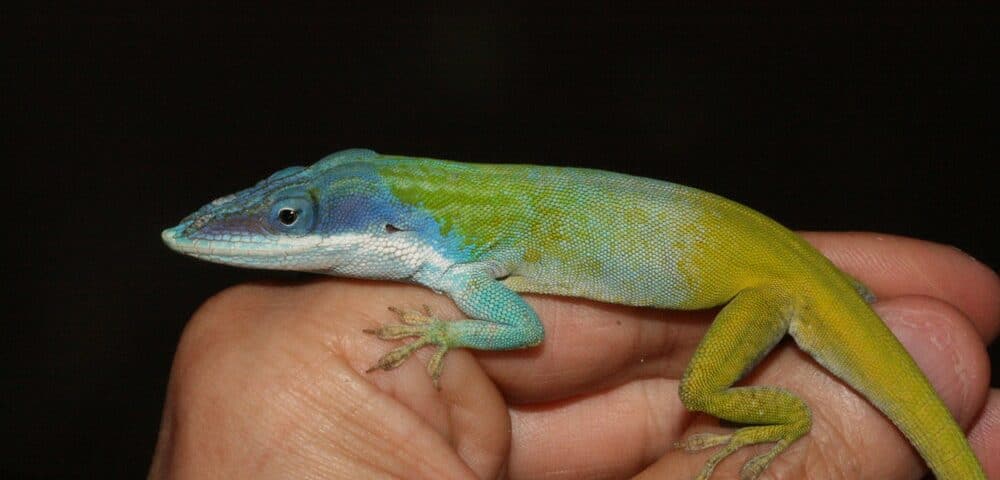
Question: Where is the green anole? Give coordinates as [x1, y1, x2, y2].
[162, 149, 985, 479]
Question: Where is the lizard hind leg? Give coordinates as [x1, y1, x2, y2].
[676, 287, 811, 479]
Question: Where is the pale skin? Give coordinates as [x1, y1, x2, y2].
[149, 233, 999, 479]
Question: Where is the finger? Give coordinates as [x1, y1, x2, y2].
[480, 295, 713, 402]
[967, 390, 1000, 479]
[507, 295, 989, 479]
[875, 296, 990, 424]
[507, 377, 680, 480]
[801, 231, 1000, 340]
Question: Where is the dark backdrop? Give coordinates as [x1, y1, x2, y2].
[5, 5, 997, 478]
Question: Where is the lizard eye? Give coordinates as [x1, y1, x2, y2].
[278, 208, 299, 226]
[269, 196, 315, 234]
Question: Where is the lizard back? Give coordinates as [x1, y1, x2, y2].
[370, 154, 821, 310]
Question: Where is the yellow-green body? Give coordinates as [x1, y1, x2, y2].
[163, 149, 985, 479]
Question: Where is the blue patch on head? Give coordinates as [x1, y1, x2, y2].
[319, 193, 393, 234]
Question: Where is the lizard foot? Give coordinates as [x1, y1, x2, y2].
[673, 432, 734, 480]
[675, 427, 791, 480]
[363, 305, 452, 387]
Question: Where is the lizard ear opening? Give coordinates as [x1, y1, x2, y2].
[384, 223, 404, 233]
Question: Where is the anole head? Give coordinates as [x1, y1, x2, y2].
[162, 150, 449, 279]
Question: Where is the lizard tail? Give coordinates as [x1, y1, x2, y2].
[789, 296, 985, 479]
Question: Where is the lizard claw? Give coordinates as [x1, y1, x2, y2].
[365, 338, 430, 371]
[384, 305, 434, 326]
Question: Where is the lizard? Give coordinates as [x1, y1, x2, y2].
[161, 148, 985, 479]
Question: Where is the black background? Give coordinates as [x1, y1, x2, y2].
[5, 5, 997, 478]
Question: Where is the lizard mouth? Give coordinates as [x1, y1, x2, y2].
[160, 224, 322, 258]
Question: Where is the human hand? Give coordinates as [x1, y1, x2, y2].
[148, 232, 998, 479]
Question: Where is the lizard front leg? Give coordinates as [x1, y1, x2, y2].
[365, 272, 544, 386]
